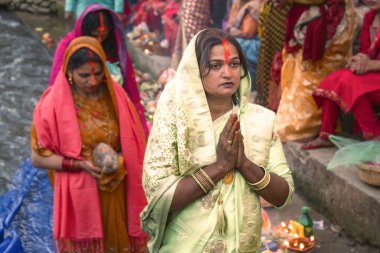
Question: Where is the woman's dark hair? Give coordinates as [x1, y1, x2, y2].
[81, 10, 117, 59]
[66, 47, 103, 72]
[195, 28, 248, 80]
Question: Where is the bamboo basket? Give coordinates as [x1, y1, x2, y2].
[356, 163, 380, 187]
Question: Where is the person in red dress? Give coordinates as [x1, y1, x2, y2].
[302, 4, 380, 149]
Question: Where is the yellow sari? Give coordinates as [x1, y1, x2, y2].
[277, 0, 357, 141]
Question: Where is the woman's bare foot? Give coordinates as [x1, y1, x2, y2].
[301, 137, 334, 150]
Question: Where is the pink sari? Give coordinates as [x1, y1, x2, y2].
[35, 37, 147, 252]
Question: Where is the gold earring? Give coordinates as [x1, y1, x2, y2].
[68, 73, 73, 85]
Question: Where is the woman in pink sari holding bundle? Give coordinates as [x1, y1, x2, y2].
[303, 5, 380, 149]
[31, 36, 147, 252]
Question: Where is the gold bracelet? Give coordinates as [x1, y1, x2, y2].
[194, 170, 213, 192]
[198, 168, 216, 188]
[247, 167, 271, 191]
[192, 174, 208, 194]
[248, 167, 267, 186]
[254, 172, 271, 191]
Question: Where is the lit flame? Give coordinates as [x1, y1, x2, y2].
[284, 240, 289, 247]
[284, 229, 288, 233]
[144, 49, 151, 54]
[310, 235, 315, 242]
[294, 233, 299, 238]
[300, 243, 304, 250]
[288, 224, 293, 230]
[281, 222, 286, 227]
[294, 242, 298, 247]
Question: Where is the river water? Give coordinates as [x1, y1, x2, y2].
[0, 10, 53, 193]
[0, 10, 70, 252]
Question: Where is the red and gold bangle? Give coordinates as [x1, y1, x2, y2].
[61, 157, 79, 172]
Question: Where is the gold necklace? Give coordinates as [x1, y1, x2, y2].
[73, 88, 113, 150]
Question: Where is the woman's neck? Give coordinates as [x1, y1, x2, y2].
[207, 96, 234, 121]
[73, 85, 104, 100]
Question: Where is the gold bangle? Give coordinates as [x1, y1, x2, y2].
[254, 172, 271, 191]
[198, 168, 216, 188]
[248, 167, 267, 186]
[247, 167, 271, 191]
[192, 174, 208, 193]
[194, 170, 213, 192]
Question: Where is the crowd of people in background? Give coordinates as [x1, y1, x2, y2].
[118, 0, 379, 145]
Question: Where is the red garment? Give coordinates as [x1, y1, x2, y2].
[133, 0, 164, 31]
[319, 90, 380, 139]
[284, 0, 345, 62]
[359, 10, 376, 54]
[314, 10, 380, 139]
[162, 1, 180, 54]
[34, 37, 147, 252]
[132, 1, 147, 25]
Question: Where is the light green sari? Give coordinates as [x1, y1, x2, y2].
[141, 31, 294, 253]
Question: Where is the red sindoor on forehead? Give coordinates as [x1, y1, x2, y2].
[98, 12, 105, 41]
[87, 50, 97, 84]
[221, 39, 230, 65]
[90, 60, 97, 84]
[221, 39, 232, 75]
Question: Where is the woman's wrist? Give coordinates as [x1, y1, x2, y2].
[61, 157, 81, 172]
[191, 168, 216, 194]
[246, 167, 271, 191]
[238, 158, 254, 173]
[368, 60, 380, 72]
[213, 161, 232, 175]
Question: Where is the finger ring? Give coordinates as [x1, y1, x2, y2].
[227, 140, 232, 145]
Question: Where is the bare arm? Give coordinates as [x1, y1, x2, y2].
[236, 121, 291, 207]
[169, 162, 229, 212]
[368, 60, 380, 72]
[348, 54, 380, 75]
[31, 149, 64, 170]
[31, 149, 102, 178]
[237, 158, 290, 207]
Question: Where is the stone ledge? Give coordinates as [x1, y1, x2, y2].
[283, 142, 380, 247]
